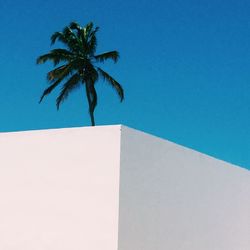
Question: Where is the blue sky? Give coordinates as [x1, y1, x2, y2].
[0, 0, 250, 169]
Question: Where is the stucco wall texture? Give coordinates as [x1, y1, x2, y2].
[0, 125, 249, 250]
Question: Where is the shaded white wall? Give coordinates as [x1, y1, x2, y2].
[0, 126, 121, 250]
[119, 126, 250, 250]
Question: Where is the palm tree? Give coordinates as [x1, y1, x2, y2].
[37, 21, 124, 126]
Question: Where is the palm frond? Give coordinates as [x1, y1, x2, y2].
[39, 64, 76, 103]
[37, 49, 73, 66]
[97, 67, 124, 101]
[56, 74, 81, 109]
[94, 51, 119, 63]
[69, 21, 81, 31]
[86, 23, 99, 41]
[87, 26, 99, 54]
[78, 22, 99, 55]
[69, 22, 83, 43]
[88, 26, 99, 40]
[87, 33, 97, 55]
[64, 26, 83, 52]
[51, 27, 81, 53]
[47, 64, 72, 81]
[39, 77, 65, 103]
[84, 22, 94, 39]
[62, 26, 74, 38]
[51, 32, 64, 45]
[50, 49, 74, 56]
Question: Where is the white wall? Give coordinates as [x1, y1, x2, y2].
[119, 126, 250, 250]
[1, 125, 249, 250]
[0, 126, 121, 250]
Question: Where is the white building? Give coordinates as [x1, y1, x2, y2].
[0, 125, 249, 250]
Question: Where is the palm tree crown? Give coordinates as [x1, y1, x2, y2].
[37, 21, 124, 126]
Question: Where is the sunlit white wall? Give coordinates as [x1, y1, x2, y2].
[0, 126, 121, 250]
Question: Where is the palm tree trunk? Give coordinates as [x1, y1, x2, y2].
[89, 111, 95, 126]
[85, 83, 95, 126]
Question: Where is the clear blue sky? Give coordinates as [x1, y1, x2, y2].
[0, 0, 250, 169]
